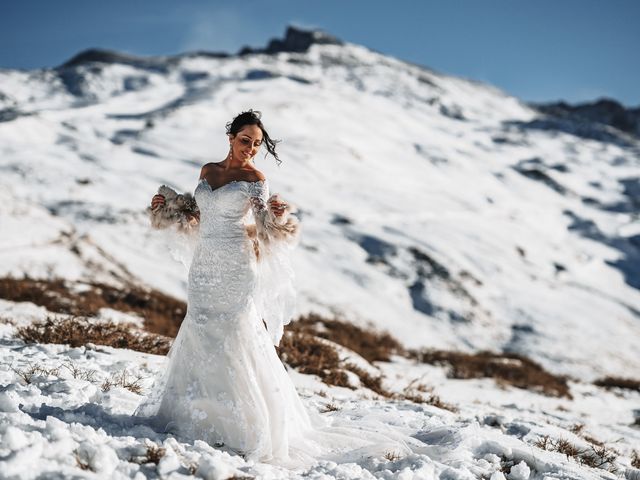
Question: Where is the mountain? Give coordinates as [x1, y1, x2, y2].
[0, 25, 638, 379]
[532, 97, 640, 139]
[0, 25, 639, 479]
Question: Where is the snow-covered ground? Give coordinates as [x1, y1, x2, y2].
[1, 308, 639, 479]
[1, 28, 639, 479]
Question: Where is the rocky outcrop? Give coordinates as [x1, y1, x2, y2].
[531, 98, 640, 138]
[238, 25, 343, 55]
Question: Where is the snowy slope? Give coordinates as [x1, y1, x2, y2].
[1, 26, 639, 479]
[1, 28, 637, 379]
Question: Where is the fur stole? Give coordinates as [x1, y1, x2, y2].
[147, 185, 200, 233]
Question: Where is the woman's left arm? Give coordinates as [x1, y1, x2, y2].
[247, 180, 300, 248]
[247, 179, 300, 346]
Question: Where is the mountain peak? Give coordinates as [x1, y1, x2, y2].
[58, 48, 174, 70]
[238, 25, 343, 56]
[57, 26, 341, 69]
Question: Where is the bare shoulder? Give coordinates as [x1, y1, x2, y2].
[200, 162, 223, 178]
[251, 169, 266, 182]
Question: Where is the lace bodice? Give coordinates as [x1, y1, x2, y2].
[195, 178, 268, 239]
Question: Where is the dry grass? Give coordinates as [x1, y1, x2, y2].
[278, 330, 458, 410]
[281, 314, 407, 397]
[11, 359, 146, 395]
[287, 313, 561, 403]
[11, 360, 100, 385]
[16, 316, 172, 355]
[129, 442, 167, 465]
[278, 331, 351, 388]
[10, 362, 62, 384]
[5, 279, 576, 406]
[569, 423, 585, 435]
[320, 403, 340, 413]
[61, 361, 98, 382]
[278, 332, 395, 397]
[0, 276, 186, 337]
[397, 387, 458, 412]
[632, 450, 640, 469]
[582, 435, 605, 447]
[288, 313, 405, 362]
[343, 362, 392, 397]
[569, 423, 606, 448]
[101, 369, 145, 394]
[384, 451, 402, 462]
[534, 435, 618, 472]
[593, 376, 640, 392]
[410, 349, 571, 398]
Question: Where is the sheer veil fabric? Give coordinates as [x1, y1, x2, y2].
[134, 178, 416, 469]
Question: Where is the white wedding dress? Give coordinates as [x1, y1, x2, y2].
[134, 177, 416, 468]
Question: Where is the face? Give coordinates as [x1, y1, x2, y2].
[229, 124, 263, 162]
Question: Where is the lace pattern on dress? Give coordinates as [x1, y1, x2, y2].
[247, 180, 299, 346]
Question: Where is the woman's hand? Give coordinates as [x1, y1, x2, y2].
[269, 198, 287, 217]
[151, 194, 165, 210]
[186, 211, 200, 224]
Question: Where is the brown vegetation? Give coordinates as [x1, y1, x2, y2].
[342, 362, 392, 397]
[11, 358, 146, 395]
[569, 423, 605, 447]
[281, 315, 402, 396]
[384, 451, 402, 462]
[593, 376, 640, 392]
[398, 380, 458, 412]
[129, 443, 166, 465]
[632, 450, 640, 469]
[278, 331, 351, 388]
[278, 331, 394, 398]
[320, 403, 340, 413]
[10, 362, 63, 384]
[534, 435, 618, 472]
[101, 369, 145, 394]
[278, 330, 457, 410]
[410, 349, 572, 398]
[62, 361, 98, 382]
[17, 316, 172, 355]
[288, 313, 404, 362]
[4, 275, 574, 404]
[0, 276, 186, 337]
[289, 314, 568, 400]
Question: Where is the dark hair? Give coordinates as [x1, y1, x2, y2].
[225, 109, 281, 166]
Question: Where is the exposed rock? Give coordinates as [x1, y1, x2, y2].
[531, 97, 640, 139]
[238, 25, 343, 56]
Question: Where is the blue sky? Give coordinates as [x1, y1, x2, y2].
[2, 0, 639, 106]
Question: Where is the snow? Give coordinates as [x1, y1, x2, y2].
[1, 332, 639, 478]
[0, 32, 639, 478]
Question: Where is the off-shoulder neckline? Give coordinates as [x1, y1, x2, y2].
[198, 177, 266, 193]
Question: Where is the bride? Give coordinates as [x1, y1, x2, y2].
[134, 110, 414, 468]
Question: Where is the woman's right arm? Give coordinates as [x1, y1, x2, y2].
[147, 185, 200, 232]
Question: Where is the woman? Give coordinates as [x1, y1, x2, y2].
[134, 110, 413, 468]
